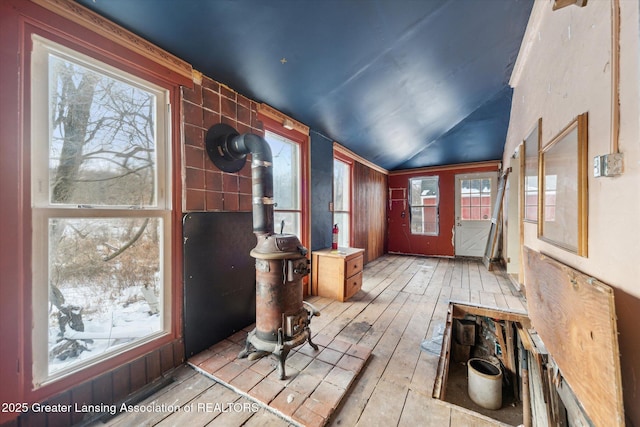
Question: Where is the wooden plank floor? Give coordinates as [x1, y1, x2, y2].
[94, 255, 526, 427]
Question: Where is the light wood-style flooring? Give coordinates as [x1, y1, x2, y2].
[95, 255, 527, 427]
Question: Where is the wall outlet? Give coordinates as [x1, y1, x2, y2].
[593, 153, 624, 177]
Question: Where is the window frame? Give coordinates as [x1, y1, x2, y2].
[409, 176, 440, 236]
[259, 116, 310, 249]
[332, 154, 352, 248]
[29, 34, 174, 387]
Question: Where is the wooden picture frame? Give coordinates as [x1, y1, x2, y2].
[538, 113, 588, 256]
[523, 119, 541, 223]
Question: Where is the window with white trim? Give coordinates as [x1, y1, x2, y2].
[265, 131, 301, 237]
[333, 158, 351, 247]
[30, 35, 172, 384]
[409, 176, 439, 235]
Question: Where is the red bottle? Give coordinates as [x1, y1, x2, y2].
[332, 224, 339, 250]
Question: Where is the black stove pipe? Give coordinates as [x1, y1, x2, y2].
[205, 124, 274, 236]
[228, 133, 274, 237]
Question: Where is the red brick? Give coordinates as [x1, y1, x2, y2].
[188, 348, 215, 366]
[237, 94, 251, 108]
[213, 361, 245, 383]
[184, 145, 204, 170]
[346, 343, 372, 360]
[288, 373, 322, 398]
[302, 359, 333, 379]
[248, 378, 284, 404]
[328, 338, 352, 353]
[203, 110, 221, 130]
[183, 100, 203, 127]
[222, 173, 239, 192]
[309, 382, 344, 410]
[206, 171, 223, 191]
[221, 96, 237, 120]
[336, 354, 365, 373]
[249, 356, 276, 376]
[185, 167, 205, 190]
[220, 85, 236, 100]
[206, 191, 224, 211]
[237, 104, 251, 127]
[270, 389, 305, 416]
[199, 355, 230, 374]
[303, 396, 333, 419]
[316, 348, 343, 365]
[182, 84, 202, 105]
[203, 88, 220, 112]
[292, 404, 326, 427]
[311, 334, 333, 347]
[185, 189, 205, 211]
[223, 193, 239, 211]
[324, 366, 355, 390]
[184, 123, 204, 147]
[201, 76, 219, 92]
[239, 194, 252, 211]
[286, 352, 314, 372]
[230, 369, 264, 392]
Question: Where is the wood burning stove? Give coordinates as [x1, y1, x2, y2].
[205, 124, 319, 379]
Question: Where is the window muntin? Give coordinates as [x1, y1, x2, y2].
[31, 35, 171, 384]
[409, 177, 439, 235]
[265, 131, 301, 237]
[333, 158, 351, 247]
[460, 178, 492, 221]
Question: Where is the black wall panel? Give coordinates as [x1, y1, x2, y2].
[183, 212, 255, 358]
[310, 131, 334, 251]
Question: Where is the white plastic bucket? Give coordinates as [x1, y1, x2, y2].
[467, 358, 503, 410]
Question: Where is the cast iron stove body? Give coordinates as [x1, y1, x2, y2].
[205, 123, 318, 379]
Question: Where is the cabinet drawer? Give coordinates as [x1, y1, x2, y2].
[345, 255, 363, 277]
[345, 271, 363, 300]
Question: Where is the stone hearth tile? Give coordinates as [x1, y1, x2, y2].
[230, 369, 264, 391]
[297, 342, 323, 357]
[248, 378, 285, 404]
[311, 333, 333, 347]
[292, 403, 326, 427]
[270, 389, 305, 416]
[327, 338, 352, 353]
[208, 339, 235, 354]
[309, 381, 344, 410]
[286, 351, 314, 372]
[248, 356, 277, 376]
[324, 366, 356, 390]
[287, 373, 322, 398]
[347, 343, 373, 360]
[227, 330, 248, 344]
[199, 355, 230, 374]
[188, 348, 215, 366]
[337, 353, 365, 373]
[316, 347, 343, 365]
[217, 342, 244, 361]
[302, 396, 333, 419]
[213, 361, 245, 383]
[266, 366, 300, 385]
[302, 359, 334, 379]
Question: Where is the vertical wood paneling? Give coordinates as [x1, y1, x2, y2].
[352, 162, 388, 264]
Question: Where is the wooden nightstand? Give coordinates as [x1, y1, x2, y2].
[311, 247, 365, 302]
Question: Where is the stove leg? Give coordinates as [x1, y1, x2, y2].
[307, 329, 319, 351]
[277, 346, 290, 380]
[238, 329, 256, 359]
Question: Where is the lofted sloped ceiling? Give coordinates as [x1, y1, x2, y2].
[76, 0, 533, 171]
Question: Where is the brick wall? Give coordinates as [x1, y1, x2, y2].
[181, 76, 264, 212]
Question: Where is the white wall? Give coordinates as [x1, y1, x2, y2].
[503, 0, 640, 424]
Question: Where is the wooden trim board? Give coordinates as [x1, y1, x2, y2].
[523, 247, 625, 427]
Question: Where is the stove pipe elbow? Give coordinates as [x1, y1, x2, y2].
[205, 124, 274, 236]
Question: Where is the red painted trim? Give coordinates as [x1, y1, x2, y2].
[0, 1, 187, 416]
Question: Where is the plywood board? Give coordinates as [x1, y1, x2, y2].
[523, 247, 624, 427]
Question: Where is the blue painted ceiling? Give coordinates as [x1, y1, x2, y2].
[76, 0, 533, 171]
